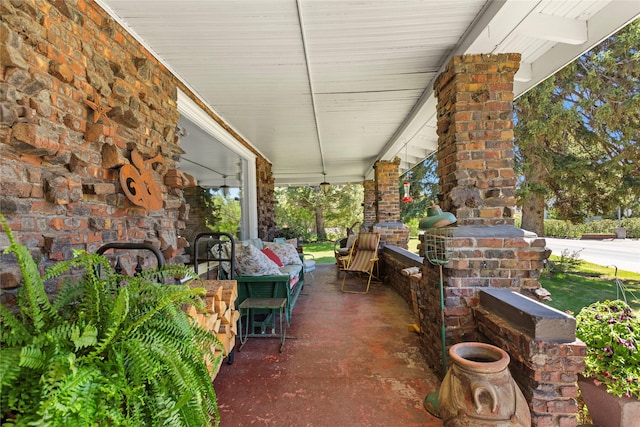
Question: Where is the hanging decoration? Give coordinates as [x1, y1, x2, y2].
[402, 181, 413, 203]
[402, 143, 413, 203]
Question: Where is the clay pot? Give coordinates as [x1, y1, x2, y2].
[578, 375, 640, 427]
[438, 342, 531, 427]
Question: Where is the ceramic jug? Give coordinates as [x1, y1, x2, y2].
[438, 342, 531, 427]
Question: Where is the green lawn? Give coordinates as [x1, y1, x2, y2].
[302, 240, 640, 316]
[540, 258, 640, 315]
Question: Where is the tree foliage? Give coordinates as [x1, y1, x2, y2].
[275, 184, 363, 242]
[515, 20, 640, 232]
[207, 193, 241, 237]
[399, 155, 440, 222]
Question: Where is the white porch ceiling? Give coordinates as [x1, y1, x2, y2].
[97, 0, 639, 189]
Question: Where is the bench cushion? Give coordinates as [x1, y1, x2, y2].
[236, 244, 281, 276]
[263, 242, 302, 266]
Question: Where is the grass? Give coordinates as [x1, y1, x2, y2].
[302, 239, 640, 316]
[540, 257, 640, 315]
[302, 241, 338, 264]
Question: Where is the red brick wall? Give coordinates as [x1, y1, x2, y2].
[421, 53, 550, 379]
[371, 158, 409, 249]
[474, 306, 586, 427]
[382, 247, 585, 427]
[373, 158, 401, 223]
[362, 179, 376, 227]
[1, 0, 192, 293]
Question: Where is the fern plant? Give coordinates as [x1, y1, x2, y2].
[0, 215, 223, 426]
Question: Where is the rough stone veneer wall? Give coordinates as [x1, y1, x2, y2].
[418, 54, 550, 380]
[256, 156, 275, 240]
[2, 1, 204, 297]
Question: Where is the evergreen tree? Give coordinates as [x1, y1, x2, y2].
[515, 20, 639, 234]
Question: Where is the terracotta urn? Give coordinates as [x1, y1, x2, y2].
[438, 342, 531, 427]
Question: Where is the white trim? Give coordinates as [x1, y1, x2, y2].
[177, 90, 258, 240]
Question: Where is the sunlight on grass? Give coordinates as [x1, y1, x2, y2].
[301, 241, 336, 264]
[541, 257, 640, 315]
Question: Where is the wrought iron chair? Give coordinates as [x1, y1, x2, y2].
[340, 232, 381, 294]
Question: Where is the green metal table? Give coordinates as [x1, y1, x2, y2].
[238, 297, 287, 352]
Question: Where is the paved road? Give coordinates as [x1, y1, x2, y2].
[544, 238, 640, 273]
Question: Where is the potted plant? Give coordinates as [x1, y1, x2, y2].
[0, 216, 223, 426]
[575, 299, 640, 427]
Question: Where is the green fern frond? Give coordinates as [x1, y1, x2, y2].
[71, 323, 98, 350]
[0, 347, 22, 389]
[123, 284, 204, 336]
[19, 345, 46, 369]
[1, 216, 220, 425]
[2, 216, 53, 333]
[89, 285, 130, 357]
[0, 304, 31, 346]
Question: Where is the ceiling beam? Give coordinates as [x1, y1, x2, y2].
[518, 13, 587, 45]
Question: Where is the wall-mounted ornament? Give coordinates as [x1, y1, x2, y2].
[85, 92, 116, 143]
[119, 149, 165, 213]
[85, 93, 112, 124]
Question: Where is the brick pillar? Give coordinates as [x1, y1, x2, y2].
[418, 54, 551, 384]
[363, 179, 376, 228]
[374, 158, 401, 222]
[434, 53, 520, 226]
[372, 158, 409, 249]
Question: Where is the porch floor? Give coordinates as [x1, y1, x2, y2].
[213, 264, 444, 426]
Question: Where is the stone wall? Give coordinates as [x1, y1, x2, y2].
[256, 156, 275, 240]
[0, 1, 271, 298]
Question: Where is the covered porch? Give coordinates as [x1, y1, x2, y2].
[2, 1, 639, 426]
[214, 263, 443, 426]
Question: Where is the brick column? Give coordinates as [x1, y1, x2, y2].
[362, 179, 376, 228]
[418, 54, 551, 384]
[372, 158, 409, 249]
[373, 158, 401, 223]
[434, 54, 520, 226]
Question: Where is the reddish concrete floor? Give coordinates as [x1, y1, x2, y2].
[213, 264, 444, 426]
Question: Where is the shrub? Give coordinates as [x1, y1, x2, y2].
[576, 300, 640, 399]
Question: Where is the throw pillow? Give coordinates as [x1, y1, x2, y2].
[235, 243, 282, 276]
[261, 247, 283, 267]
[263, 242, 302, 266]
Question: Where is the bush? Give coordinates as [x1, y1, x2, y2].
[576, 300, 640, 399]
[544, 218, 640, 239]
